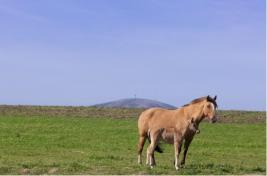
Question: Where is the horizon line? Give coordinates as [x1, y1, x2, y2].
[0, 103, 265, 112]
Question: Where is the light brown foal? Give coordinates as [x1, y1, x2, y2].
[146, 118, 200, 167]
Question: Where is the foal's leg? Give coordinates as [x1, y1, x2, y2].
[173, 143, 182, 165]
[174, 140, 182, 170]
[137, 135, 146, 164]
[180, 136, 194, 167]
[173, 131, 183, 170]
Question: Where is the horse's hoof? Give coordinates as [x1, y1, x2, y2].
[175, 166, 179, 170]
[150, 165, 154, 169]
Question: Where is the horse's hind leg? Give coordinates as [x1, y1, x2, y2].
[137, 135, 146, 164]
[151, 153, 156, 166]
[146, 141, 157, 168]
[146, 131, 159, 168]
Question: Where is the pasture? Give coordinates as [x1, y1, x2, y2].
[0, 106, 265, 175]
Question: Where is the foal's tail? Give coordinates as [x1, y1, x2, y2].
[147, 129, 163, 153]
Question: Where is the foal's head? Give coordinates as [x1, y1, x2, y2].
[203, 95, 218, 123]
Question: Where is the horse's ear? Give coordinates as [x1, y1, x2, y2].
[214, 95, 217, 101]
[207, 95, 211, 100]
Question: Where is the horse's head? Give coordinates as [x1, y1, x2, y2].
[203, 95, 218, 123]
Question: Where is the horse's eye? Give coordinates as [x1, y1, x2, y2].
[207, 104, 211, 109]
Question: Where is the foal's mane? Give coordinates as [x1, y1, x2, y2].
[183, 96, 218, 108]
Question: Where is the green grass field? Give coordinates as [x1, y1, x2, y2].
[0, 109, 265, 174]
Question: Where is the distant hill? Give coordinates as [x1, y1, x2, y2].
[92, 98, 176, 109]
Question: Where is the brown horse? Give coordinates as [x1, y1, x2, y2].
[137, 95, 217, 170]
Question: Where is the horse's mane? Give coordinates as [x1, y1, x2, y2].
[183, 96, 218, 108]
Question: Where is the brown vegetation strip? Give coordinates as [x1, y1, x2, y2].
[0, 105, 265, 124]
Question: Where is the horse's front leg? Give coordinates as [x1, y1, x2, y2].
[174, 140, 182, 170]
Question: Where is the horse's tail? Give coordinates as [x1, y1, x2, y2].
[147, 129, 163, 153]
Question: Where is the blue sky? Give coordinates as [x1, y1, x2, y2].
[0, 0, 265, 110]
